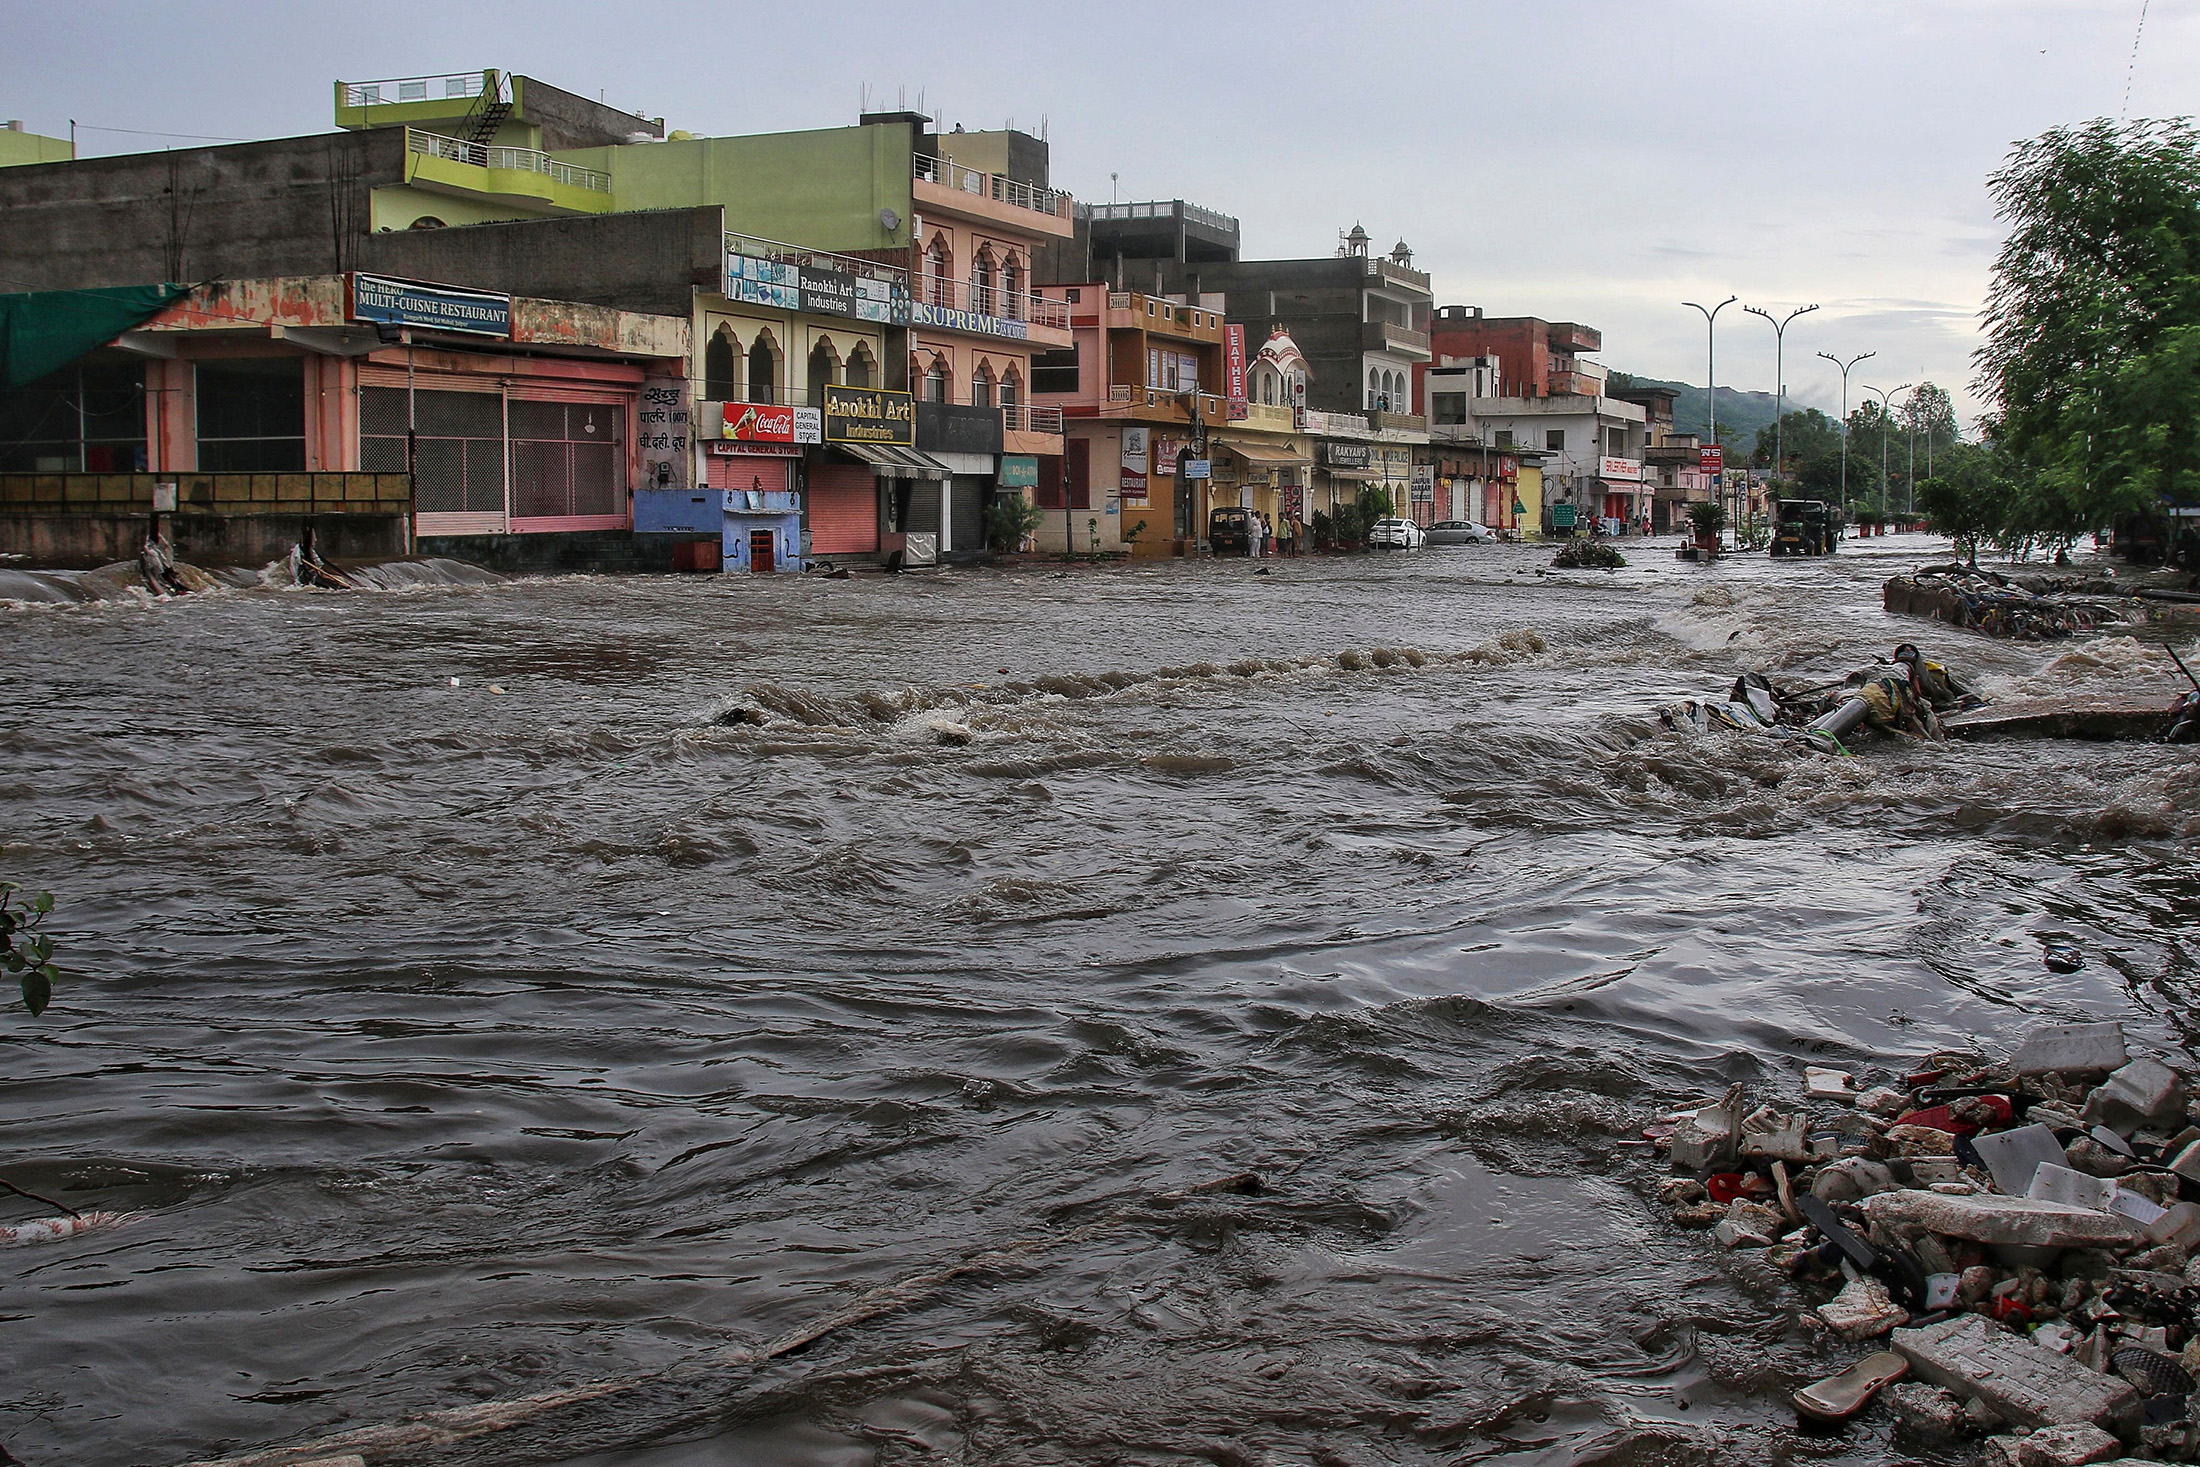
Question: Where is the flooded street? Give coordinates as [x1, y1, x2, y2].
[4, 535, 2199, 1466]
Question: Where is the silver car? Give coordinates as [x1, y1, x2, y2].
[1367, 517, 1426, 549]
[1427, 519, 1495, 545]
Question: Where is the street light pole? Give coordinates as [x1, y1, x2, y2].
[1889, 384, 1920, 519]
[1683, 295, 1736, 543]
[1816, 350, 1874, 517]
[1863, 382, 1911, 525]
[1743, 303, 1818, 494]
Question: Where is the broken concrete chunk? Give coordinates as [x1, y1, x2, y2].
[2106, 1189, 2166, 1228]
[1819, 1274, 1911, 1340]
[1805, 1065, 1858, 1101]
[1738, 1104, 1810, 1162]
[1857, 1085, 1908, 1116]
[2144, 1201, 2200, 1251]
[1973, 1123, 2071, 1199]
[1669, 1101, 1740, 1172]
[2028, 1163, 2117, 1212]
[2010, 1021, 2127, 1077]
[1893, 1312, 2142, 1434]
[2062, 1137, 2133, 1179]
[2082, 1057, 2187, 1136]
[1888, 1380, 1968, 1441]
[2168, 1137, 2200, 1189]
[2012, 1421, 2123, 1466]
[1886, 1124, 1958, 1156]
[1864, 1190, 2146, 1250]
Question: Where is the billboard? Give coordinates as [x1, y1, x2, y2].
[1699, 445, 1724, 474]
[719, 401, 822, 445]
[349, 272, 511, 337]
[1224, 325, 1248, 421]
[821, 384, 916, 446]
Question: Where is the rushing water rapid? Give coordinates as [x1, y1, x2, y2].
[3, 534, 2197, 1466]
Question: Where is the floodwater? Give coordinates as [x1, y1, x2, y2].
[2, 534, 2197, 1467]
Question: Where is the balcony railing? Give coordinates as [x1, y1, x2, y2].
[407, 129, 610, 193]
[726, 231, 909, 291]
[1083, 199, 1240, 235]
[1105, 385, 1225, 420]
[1361, 320, 1430, 354]
[913, 274, 1069, 330]
[1101, 292, 1224, 336]
[344, 71, 490, 109]
[1237, 402, 1296, 432]
[1001, 402, 1063, 435]
[913, 154, 1071, 220]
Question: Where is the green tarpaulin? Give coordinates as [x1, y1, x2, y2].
[0, 284, 188, 387]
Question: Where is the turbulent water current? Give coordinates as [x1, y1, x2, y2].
[3, 534, 2198, 1466]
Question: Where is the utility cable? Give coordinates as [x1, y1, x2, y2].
[2123, 0, 2150, 119]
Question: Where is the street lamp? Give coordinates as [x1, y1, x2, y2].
[1816, 349, 1875, 516]
[1888, 383, 1921, 519]
[1684, 295, 1737, 542]
[1863, 382, 1911, 526]
[1743, 303, 1818, 492]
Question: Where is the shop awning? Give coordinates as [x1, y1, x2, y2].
[1220, 440, 1311, 467]
[1319, 467, 1381, 482]
[1, 283, 189, 387]
[838, 444, 950, 481]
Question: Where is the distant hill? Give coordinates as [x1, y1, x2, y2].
[1609, 372, 1780, 450]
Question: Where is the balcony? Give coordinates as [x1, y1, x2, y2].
[1102, 292, 1227, 341]
[1104, 385, 1226, 423]
[910, 274, 1072, 341]
[1361, 320, 1431, 358]
[1366, 410, 1428, 435]
[404, 128, 611, 215]
[912, 154, 1074, 234]
[1359, 255, 1432, 291]
[1001, 402, 1064, 435]
[1548, 322, 1603, 354]
[1300, 407, 1374, 438]
[1234, 401, 1296, 433]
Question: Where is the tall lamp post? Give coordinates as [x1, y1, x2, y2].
[1862, 382, 1911, 523]
[1743, 303, 1818, 492]
[1888, 384, 1921, 519]
[1684, 295, 1737, 541]
[1816, 349, 1874, 517]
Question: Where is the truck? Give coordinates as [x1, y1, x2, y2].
[1769, 498, 1839, 556]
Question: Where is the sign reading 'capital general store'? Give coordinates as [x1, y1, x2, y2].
[822, 384, 915, 446]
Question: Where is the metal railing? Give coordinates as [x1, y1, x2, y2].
[407, 129, 610, 193]
[1238, 402, 1296, 431]
[1001, 402, 1063, 435]
[1104, 386, 1225, 420]
[344, 72, 489, 108]
[913, 274, 1069, 329]
[726, 232, 909, 290]
[1082, 200, 1240, 235]
[913, 154, 1071, 220]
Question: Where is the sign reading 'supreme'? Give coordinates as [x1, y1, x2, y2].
[822, 384, 915, 446]
[350, 273, 512, 337]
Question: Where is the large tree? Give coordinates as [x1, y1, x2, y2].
[1978, 118, 2200, 532]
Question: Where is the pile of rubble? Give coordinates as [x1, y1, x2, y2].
[1884, 567, 2135, 640]
[1650, 1020, 2200, 1462]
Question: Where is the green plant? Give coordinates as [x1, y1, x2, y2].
[1122, 518, 1149, 545]
[1687, 501, 1727, 537]
[2, 881, 59, 1015]
[986, 494, 1046, 554]
[1553, 538, 1626, 570]
[1310, 510, 1334, 550]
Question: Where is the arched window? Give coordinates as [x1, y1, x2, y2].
[845, 343, 874, 389]
[971, 248, 995, 315]
[704, 324, 739, 401]
[971, 362, 995, 409]
[1000, 369, 1022, 427]
[923, 355, 950, 404]
[1259, 368, 1275, 406]
[807, 340, 839, 407]
[924, 237, 952, 308]
[747, 333, 778, 404]
[1001, 256, 1023, 320]
[1368, 369, 1381, 409]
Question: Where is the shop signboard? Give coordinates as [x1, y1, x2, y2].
[1225, 325, 1248, 421]
[349, 272, 511, 337]
[999, 455, 1038, 488]
[1323, 441, 1373, 469]
[908, 301, 1030, 340]
[1600, 456, 1643, 481]
[1409, 466, 1435, 503]
[1699, 445, 1724, 474]
[639, 375, 693, 490]
[726, 251, 909, 324]
[1183, 459, 1211, 480]
[1154, 435, 1186, 475]
[1121, 426, 1149, 476]
[720, 401, 822, 446]
[798, 266, 857, 319]
[822, 384, 916, 446]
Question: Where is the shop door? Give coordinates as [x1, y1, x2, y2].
[950, 475, 986, 553]
[1065, 440, 1090, 509]
[363, 386, 506, 533]
[906, 479, 943, 537]
[510, 399, 624, 527]
[750, 529, 775, 573]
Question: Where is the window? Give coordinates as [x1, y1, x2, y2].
[0, 361, 145, 472]
[923, 357, 950, 404]
[1001, 259, 1022, 320]
[924, 238, 951, 307]
[1368, 368, 1380, 408]
[1030, 347, 1078, 395]
[511, 400, 621, 519]
[196, 358, 305, 471]
[1432, 393, 1466, 426]
[747, 336, 777, 404]
[363, 386, 503, 513]
[971, 364, 994, 409]
[807, 342, 837, 408]
[845, 346, 874, 390]
[704, 326, 739, 401]
[1546, 429, 1566, 451]
[971, 249, 995, 315]
[999, 372, 1021, 415]
[1494, 429, 1514, 448]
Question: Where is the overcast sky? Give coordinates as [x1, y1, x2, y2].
[10, 0, 2194, 429]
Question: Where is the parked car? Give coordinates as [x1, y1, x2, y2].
[1367, 517, 1427, 549]
[1208, 506, 1258, 556]
[1427, 520, 1495, 546]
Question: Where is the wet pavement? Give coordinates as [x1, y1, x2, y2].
[2, 534, 2196, 1465]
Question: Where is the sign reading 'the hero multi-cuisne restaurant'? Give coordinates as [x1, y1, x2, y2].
[821, 384, 915, 446]
[349, 272, 511, 337]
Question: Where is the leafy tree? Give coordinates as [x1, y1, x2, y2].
[1978, 118, 2200, 533]
[1752, 407, 1841, 475]
[1901, 383, 1958, 469]
[2, 881, 59, 1016]
[1916, 440, 2008, 566]
[985, 493, 1046, 554]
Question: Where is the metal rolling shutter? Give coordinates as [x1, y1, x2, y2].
[951, 475, 986, 550]
[807, 461, 878, 554]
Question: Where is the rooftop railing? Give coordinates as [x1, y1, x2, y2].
[407, 129, 610, 192]
[1002, 402, 1064, 435]
[344, 72, 490, 109]
[1083, 199, 1240, 235]
[913, 154, 1071, 220]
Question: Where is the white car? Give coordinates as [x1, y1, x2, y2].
[1367, 517, 1426, 549]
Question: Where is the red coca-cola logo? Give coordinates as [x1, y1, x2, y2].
[723, 403, 797, 442]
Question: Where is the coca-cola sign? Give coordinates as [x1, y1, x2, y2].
[715, 401, 822, 445]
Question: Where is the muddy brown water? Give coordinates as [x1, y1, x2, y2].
[2, 535, 2197, 1466]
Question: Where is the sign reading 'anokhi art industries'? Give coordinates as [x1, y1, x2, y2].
[821, 383, 915, 446]
[349, 272, 511, 337]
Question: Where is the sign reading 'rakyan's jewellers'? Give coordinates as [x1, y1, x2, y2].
[822, 384, 915, 446]
[349, 272, 512, 337]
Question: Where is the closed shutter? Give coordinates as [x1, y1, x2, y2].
[510, 399, 624, 525]
[951, 475, 986, 551]
[363, 385, 506, 531]
[706, 455, 794, 493]
[807, 461, 878, 554]
[906, 480, 942, 535]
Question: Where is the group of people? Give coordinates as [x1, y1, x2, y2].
[1243, 514, 1309, 558]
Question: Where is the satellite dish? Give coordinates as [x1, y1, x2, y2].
[879, 207, 901, 234]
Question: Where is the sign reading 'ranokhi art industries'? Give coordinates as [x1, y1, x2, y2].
[821, 383, 915, 446]
[726, 253, 909, 325]
[349, 273, 511, 337]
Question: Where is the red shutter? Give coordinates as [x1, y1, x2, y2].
[808, 462, 878, 553]
[1066, 439, 1090, 510]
